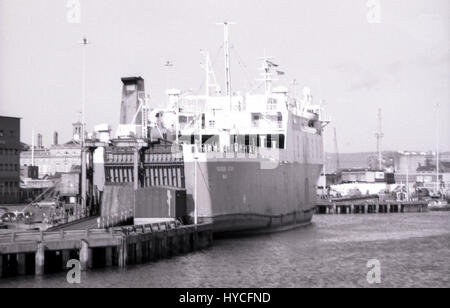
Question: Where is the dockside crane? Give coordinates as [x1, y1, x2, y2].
[375, 108, 384, 170]
[333, 127, 340, 172]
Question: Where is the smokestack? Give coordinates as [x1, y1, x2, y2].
[72, 122, 83, 141]
[53, 131, 59, 146]
[120, 77, 145, 125]
[37, 134, 43, 149]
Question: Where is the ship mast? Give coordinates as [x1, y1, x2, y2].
[257, 53, 278, 95]
[436, 103, 440, 195]
[31, 129, 35, 166]
[375, 108, 384, 170]
[217, 22, 235, 107]
[201, 50, 220, 97]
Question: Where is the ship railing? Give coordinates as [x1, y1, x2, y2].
[0, 229, 114, 244]
[196, 144, 258, 155]
[195, 144, 281, 158]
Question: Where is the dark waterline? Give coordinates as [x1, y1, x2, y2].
[1, 212, 449, 288]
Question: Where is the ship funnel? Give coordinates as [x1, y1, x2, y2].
[37, 134, 43, 149]
[53, 131, 59, 146]
[120, 77, 145, 125]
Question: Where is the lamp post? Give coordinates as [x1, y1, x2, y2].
[194, 153, 199, 225]
[79, 37, 89, 217]
[405, 153, 410, 202]
[79, 37, 89, 145]
[435, 103, 440, 196]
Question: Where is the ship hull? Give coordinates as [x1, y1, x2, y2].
[202, 211, 314, 236]
[183, 158, 322, 235]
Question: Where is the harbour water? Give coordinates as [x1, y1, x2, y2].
[1, 212, 449, 288]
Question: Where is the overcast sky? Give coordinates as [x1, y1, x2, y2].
[0, 0, 448, 153]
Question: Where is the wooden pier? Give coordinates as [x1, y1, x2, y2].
[0, 222, 212, 279]
[316, 200, 428, 215]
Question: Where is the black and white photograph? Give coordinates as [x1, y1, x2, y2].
[0, 0, 449, 293]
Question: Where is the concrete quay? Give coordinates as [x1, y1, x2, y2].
[316, 200, 428, 215]
[0, 222, 213, 279]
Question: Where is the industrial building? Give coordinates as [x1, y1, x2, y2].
[20, 123, 83, 178]
[415, 160, 450, 192]
[0, 116, 21, 204]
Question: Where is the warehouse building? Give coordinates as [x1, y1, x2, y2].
[0, 116, 21, 204]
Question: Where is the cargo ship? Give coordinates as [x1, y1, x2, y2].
[102, 24, 329, 234]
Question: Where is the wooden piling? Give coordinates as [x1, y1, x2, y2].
[80, 240, 92, 271]
[135, 240, 143, 264]
[35, 243, 45, 276]
[0, 254, 3, 278]
[117, 238, 127, 268]
[17, 254, 26, 276]
[105, 247, 113, 267]
[61, 250, 71, 270]
[1, 223, 213, 279]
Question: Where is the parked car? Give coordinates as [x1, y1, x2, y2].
[1, 212, 17, 223]
[348, 188, 362, 197]
[0, 207, 8, 217]
[17, 211, 34, 224]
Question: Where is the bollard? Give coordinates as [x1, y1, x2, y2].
[35, 242, 45, 276]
